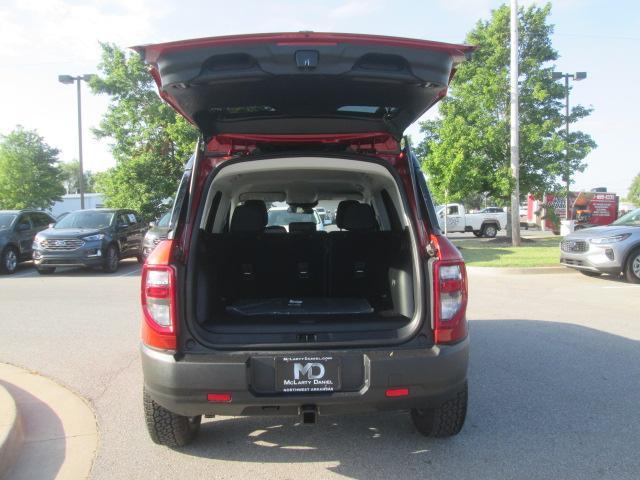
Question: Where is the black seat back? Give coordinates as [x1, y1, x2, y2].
[330, 201, 397, 309]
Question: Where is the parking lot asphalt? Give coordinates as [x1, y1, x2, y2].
[1, 261, 639, 480]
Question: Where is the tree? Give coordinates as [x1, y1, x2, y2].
[60, 160, 95, 194]
[417, 4, 596, 205]
[90, 43, 198, 219]
[0, 126, 65, 209]
[627, 173, 640, 205]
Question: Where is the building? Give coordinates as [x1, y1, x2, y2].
[49, 193, 105, 217]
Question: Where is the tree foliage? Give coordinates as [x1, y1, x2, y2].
[60, 160, 95, 194]
[417, 4, 596, 204]
[627, 173, 640, 205]
[0, 126, 65, 209]
[90, 43, 198, 219]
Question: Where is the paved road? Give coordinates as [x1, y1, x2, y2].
[1, 261, 639, 479]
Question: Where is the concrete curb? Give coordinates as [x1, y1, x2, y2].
[0, 383, 23, 479]
[0, 363, 98, 480]
[467, 266, 575, 275]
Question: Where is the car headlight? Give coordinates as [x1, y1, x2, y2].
[590, 233, 631, 244]
[83, 234, 106, 242]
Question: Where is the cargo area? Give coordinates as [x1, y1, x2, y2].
[187, 157, 425, 347]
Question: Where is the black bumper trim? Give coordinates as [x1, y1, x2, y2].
[141, 339, 469, 417]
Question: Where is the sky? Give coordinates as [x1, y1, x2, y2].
[1, 0, 638, 196]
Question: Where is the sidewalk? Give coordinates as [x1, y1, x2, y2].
[0, 363, 98, 479]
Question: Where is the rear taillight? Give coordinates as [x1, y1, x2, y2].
[431, 236, 468, 344]
[141, 240, 177, 350]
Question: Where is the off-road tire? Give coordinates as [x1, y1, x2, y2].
[579, 270, 602, 278]
[0, 246, 19, 274]
[411, 382, 468, 438]
[37, 267, 56, 275]
[103, 244, 119, 273]
[623, 248, 640, 284]
[481, 224, 498, 238]
[143, 388, 201, 447]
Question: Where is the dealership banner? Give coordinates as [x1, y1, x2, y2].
[543, 192, 618, 230]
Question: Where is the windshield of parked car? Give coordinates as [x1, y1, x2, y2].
[0, 213, 17, 230]
[157, 212, 171, 227]
[54, 211, 114, 229]
[268, 209, 318, 226]
[611, 208, 640, 226]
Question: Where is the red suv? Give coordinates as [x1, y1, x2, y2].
[136, 32, 473, 447]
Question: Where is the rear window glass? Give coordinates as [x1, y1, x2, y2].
[268, 209, 317, 226]
[55, 211, 114, 229]
[337, 105, 399, 116]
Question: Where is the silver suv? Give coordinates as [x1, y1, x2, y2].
[560, 208, 640, 282]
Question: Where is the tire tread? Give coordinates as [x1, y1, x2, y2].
[411, 382, 468, 438]
[143, 388, 200, 447]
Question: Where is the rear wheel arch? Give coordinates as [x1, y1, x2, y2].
[481, 222, 499, 238]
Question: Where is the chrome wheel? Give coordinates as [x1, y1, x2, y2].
[483, 225, 497, 238]
[4, 249, 18, 273]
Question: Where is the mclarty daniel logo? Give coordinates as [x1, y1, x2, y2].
[294, 362, 325, 380]
[281, 356, 336, 391]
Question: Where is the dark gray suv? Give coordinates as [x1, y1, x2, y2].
[0, 209, 56, 274]
[32, 209, 146, 274]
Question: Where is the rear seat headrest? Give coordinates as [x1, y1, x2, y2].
[230, 200, 267, 233]
[289, 222, 316, 234]
[336, 200, 379, 231]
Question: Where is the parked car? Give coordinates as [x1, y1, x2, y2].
[436, 203, 507, 237]
[560, 207, 640, 283]
[0, 209, 56, 274]
[136, 32, 472, 447]
[142, 212, 171, 260]
[32, 208, 146, 274]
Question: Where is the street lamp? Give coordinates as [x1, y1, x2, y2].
[552, 71, 587, 221]
[58, 74, 95, 209]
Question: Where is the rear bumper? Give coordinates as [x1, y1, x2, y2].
[141, 339, 469, 417]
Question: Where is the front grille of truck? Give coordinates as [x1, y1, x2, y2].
[41, 239, 85, 251]
[561, 240, 588, 253]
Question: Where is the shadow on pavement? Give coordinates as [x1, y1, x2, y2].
[0, 382, 66, 480]
[177, 320, 640, 479]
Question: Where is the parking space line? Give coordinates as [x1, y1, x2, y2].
[118, 268, 141, 277]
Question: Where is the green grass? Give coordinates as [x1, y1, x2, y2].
[452, 236, 562, 267]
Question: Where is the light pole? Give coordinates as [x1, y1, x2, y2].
[58, 74, 95, 209]
[509, 0, 521, 246]
[552, 71, 587, 221]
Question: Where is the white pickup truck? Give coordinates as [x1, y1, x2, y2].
[436, 204, 507, 237]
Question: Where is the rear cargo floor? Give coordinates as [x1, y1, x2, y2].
[203, 297, 410, 334]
